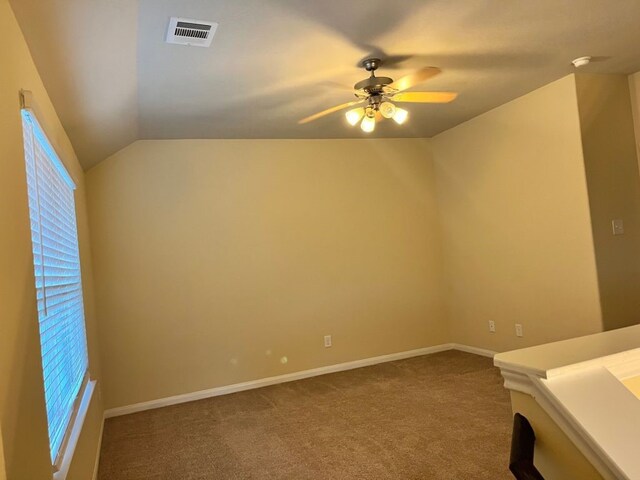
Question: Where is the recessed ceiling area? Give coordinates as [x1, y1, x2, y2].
[10, 0, 640, 169]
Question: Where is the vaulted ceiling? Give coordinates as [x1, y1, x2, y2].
[10, 0, 640, 169]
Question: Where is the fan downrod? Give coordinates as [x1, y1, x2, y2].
[354, 58, 394, 94]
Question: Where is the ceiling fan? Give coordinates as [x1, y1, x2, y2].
[298, 58, 457, 132]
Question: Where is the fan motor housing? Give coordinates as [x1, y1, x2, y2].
[355, 57, 394, 94]
[354, 76, 394, 94]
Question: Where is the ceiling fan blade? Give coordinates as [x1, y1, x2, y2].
[298, 100, 363, 124]
[388, 67, 441, 92]
[391, 91, 458, 103]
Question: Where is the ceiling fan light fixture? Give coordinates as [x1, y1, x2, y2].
[345, 107, 365, 126]
[392, 107, 409, 125]
[361, 114, 376, 133]
[297, 58, 456, 129]
[379, 102, 397, 119]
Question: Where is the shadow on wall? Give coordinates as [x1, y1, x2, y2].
[575, 74, 640, 331]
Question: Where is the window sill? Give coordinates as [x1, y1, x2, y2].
[53, 379, 96, 480]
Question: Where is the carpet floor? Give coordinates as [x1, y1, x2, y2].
[97, 350, 513, 479]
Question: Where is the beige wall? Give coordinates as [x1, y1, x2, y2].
[432, 75, 603, 352]
[0, 1, 103, 478]
[86, 138, 450, 409]
[575, 74, 640, 331]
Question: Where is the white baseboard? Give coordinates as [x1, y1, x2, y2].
[92, 415, 105, 480]
[450, 343, 497, 358]
[104, 343, 496, 418]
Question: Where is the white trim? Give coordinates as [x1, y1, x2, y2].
[498, 366, 536, 396]
[531, 376, 626, 480]
[53, 380, 96, 480]
[493, 358, 547, 380]
[91, 414, 105, 480]
[105, 344, 449, 417]
[450, 343, 497, 358]
[495, 347, 640, 480]
[501, 368, 617, 478]
[496, 366, 614, 476]
[22, 108, 76, 189]
[104, 343, 492, 418]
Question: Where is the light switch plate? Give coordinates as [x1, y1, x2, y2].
[612, 219, 624, 235]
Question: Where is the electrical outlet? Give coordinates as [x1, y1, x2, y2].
[488, 320, 496, 333]
[515, 324, 523, 337]
[324, 335, 332, 348]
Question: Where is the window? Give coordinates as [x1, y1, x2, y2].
[21, 109, 90, 469]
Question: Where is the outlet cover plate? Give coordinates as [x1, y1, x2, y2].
[515, 324, 523, 337]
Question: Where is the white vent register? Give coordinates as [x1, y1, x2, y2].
[166, 17, 218, 47]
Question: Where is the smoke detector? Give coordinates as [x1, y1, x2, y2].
[166, 17, 218, 47]
[572, 56, 591, 68]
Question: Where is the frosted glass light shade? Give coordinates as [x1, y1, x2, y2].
[392, 107, 409, 125]
[345, 107, 364, 126]
[361, 114, 375, 133]
[379, 102, 396, 119]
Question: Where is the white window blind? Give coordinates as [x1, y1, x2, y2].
[21, 110, 89, 465]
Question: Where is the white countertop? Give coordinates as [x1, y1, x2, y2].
[494, 324, 640, 377]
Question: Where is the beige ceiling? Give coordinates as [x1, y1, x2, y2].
[10, 0, 640, 169]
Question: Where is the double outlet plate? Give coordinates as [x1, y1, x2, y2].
[489, 321, 523, 337]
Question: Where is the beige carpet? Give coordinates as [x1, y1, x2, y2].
[98, 350, 513, 479]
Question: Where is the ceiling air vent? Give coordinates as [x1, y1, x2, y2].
[166, 17, 218, 47]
